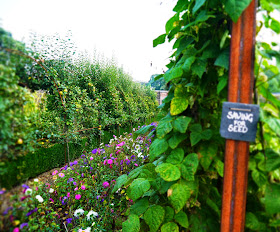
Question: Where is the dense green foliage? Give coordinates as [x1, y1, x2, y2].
[147, 74, 168, 90]
[0, 29, 158, 163]
[112, 0, 280, 231]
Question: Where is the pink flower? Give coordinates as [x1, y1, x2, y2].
[90, 157, 93, 160]
[49, 198, 54, 203]
[116, 141, 125, 147]
[103, 160, 107, 165]
[116, 150, 121, 155]
[67, 192, 70, 198]
[52, 170, 58, 175]
[74, 187, 78, 191]
[103, 181, 110, 188]
[81, 185, 86, 190]
[13, 227, 19, 232]
[58, 173, 65, 178]
[134, 163, 139, 166]
[107, 159, 113, 164]
[75, 194, 81, 200]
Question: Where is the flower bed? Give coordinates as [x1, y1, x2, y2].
[0, 125, 156, 232]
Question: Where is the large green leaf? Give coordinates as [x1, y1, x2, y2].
[127, 178, 151, 201]
[214, 160, 224, 177]
[168, 181, 192, 213]
[155, 163, 181, 182]
[157, 121, 173, 139]
[122, 214, 140, 232]
[174, 211, 189, 228]
[161, 222, 179, 232]
[198, 144, 217, 170]
[164, 67, 184, 83]
[112, 174, 128, 192]
[166, 13, 179, 34]
[130, 198, 150, 216]
[173, 116, 192, 133]
[224, 0, 252, 22]
[265, 149, 280, 172]
[182, 56, 196, 72]
[245, 212, 262, 231]
[192, 58, 207, 78]
[264, 183, 280, 215]
[263, 117, 280, 136]
[150, 138, 169, 161]
[180, 153, 199, 181]
[168, 133, 188, 149]
[170, 97, 188, 115]
[173, 0, 188, 12]
[153, 34, 166, 48]
[214, 48, 230, 70]
[166, 148, 184, 165]
[190, 132, 203, 146]
[193, 0, 207, 14]
[252, 170, 267, 188]
[144, 205, 165, 232]
[164, 206, 175, 223]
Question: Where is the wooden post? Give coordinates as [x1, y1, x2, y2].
[220, 0, 256, 231]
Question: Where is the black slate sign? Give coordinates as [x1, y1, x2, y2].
[220, 102, 260, 142]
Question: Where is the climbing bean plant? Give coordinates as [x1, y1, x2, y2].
[114, 0, 280, 231]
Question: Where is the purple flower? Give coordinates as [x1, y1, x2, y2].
[73, 160, 78, 165]
[3, 207, 13, 215]
[120, 160, 124, 165]
[66, 218, 73, 224]
[102, 181, 110, 188]
[97, 195, 100, 199]
[130, 155, 135, 159]
[20, 223, 28, 229]
[67, 178, 74, 183]
[22, 184, 29, 189]
[105, 144, 110, 147]
[81, 173, 84, 178]
[81, 154, 85, 158]
[61, 196, 68, 205]
[73, 182, 77, 186]
[92, 148, 98, 154]
[0, 190, 5, 195]
[64, 165, 68, 170]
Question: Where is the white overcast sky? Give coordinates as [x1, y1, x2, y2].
[0, 0, 177, 82]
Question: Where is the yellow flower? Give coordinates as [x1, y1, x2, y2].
[12, 220, 20, 226]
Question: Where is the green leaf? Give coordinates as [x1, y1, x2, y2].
[161, 222, 179, 232]
[168, 133, 188, 149]
[168, 181, 192, 212]
[150, 138, 169, 161]
[112, 174, 128, 192]
[252, 170, 267, 188]
[214, 160, 224, 177]
[155, 163, 181, 182]
[157, 121, 173, 139]
[164, 206, 174, 223]
[224, 0, 252, 22]
[174, 211, 189, 228]
[270, 18, 280, 34]
[166, 148, 184, 165]
[192, 59, 207, 78]
[182, 56, 196, 72]
[181, 153, 199, 181]
[153, 34, 166, 48]
[245, 212, 261, 231]
[144, 205, 165, 232]
[127, 178, 151, 201]
[265, 149, 280, 172]
[166, 13, 179, 34]
[264, 183, 280, 215]
[198, 144, 217, 170]
[122, 214, 140, 232]
[134, 125, 154, 138]
[173, 116, 192, 133]
[201, 129, 212, 140]
[262, 117, 280, 136]
[164, 67, 184, 83]
[173, 0, 188, 12]
[190, 124, 202, 133]
[175, 37, 195, 57]
[193, 0, 207, 14]
[170, 97, 189, 116]
[214, 48, 230, 70]
[190, 132, 202, 146]
[130, 198, 150, 216]
[217, 75, 228, 94]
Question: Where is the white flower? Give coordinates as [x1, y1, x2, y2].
[35, 195, 44, 203]
[49, 188, 54, 193]
[74, 208, 85, 217]
[78, 228, 91, 232]
[25, 188, 32, 195]
[110, 203, 114, 206]
[138, 153, 144, 158]
[91, 222, 96, 226]
[34, 178, 39, 182]
[109, 139, 114, 144]
[86, 210, 98, 220]
[135, 144, 140, 150]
